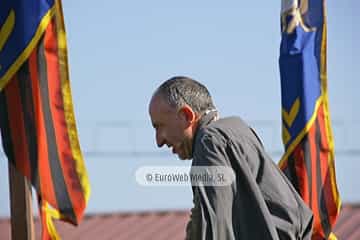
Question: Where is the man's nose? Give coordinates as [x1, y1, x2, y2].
[156, 131, 165, 148]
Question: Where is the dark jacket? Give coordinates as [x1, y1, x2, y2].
[186, 112, 313, 240]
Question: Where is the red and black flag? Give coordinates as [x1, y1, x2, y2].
[0, 0, 90, 239]
[278, 0, 341, 239]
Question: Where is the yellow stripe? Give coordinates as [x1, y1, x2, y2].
[328, 232, 338, 240]
[55, 0, 91, 203]
[319, 6, 341, 213]
[43, 201, 61, 240]
[278, 96, 323, 168]
[0, 6, 56, 91]
[0, 10, 15, 52]
[282, 123, 291, 145]
[282, 97, 300, 127]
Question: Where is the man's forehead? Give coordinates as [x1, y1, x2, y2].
[149, 95, 174, 127]
[149, 94, 173, 113]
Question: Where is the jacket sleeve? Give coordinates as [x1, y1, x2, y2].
[189, 132, 281, 240]
[185, 189, 201, 240]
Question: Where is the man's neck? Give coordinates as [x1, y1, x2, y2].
[190, 110, 219, 157]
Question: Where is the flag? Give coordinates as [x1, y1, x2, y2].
[0, 1, 90, 239]
[278, 0, 341, 239]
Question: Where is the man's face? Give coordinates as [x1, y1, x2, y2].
[149, 95, 196, 160]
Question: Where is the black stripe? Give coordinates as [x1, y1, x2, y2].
[315, 117, 331, 237]
[0, 89, 16, 166]
[37, 36, 76, 223]
[17, 62, 40, 190]
[302, 134, 313, 207]
[283, 156, 300, 194]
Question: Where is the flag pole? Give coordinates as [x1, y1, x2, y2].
[8, 163, 35, 240]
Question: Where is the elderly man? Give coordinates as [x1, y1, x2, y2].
[148, 76, 313, 240]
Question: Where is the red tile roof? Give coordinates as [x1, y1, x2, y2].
[333, 204, 360, 240]
[0, 204, 359, 239]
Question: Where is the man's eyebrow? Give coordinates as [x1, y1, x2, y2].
[152, 122, 159, 129]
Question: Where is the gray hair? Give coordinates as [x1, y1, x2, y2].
[155, 76, 216, 115]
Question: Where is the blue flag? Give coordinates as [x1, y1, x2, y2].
[278, 1, 341, 239]
[0, 0, 55, 90]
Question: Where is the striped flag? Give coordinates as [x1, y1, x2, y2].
[278, 0, 341, 239]
[0, 1, 90, 239]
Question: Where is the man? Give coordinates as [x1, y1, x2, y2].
[148, 76, 313, 240]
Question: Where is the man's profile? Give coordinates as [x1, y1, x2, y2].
[148, 76, 313, 240]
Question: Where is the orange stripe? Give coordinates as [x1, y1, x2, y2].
[43, 18, 85, 220]
[319, 152, 335, 230]
[323, 170, 337, 226]
[4, 75, 32, 179]
[315, 105, 331, 237]
[308, 120, 325, 238]
[28, 47, 58, 209]
[293, 146, 310, 204]
[317, 105, 338, 226]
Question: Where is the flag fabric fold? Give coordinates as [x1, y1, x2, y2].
[278, 0, 341, 239]
[0, 1, 90, 239]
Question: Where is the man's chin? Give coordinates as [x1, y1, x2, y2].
[177, 153, 192, 160]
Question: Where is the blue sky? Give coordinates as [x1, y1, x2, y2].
[0, 1, 359, 216]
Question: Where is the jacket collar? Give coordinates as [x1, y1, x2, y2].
[191, 109, 219, 157]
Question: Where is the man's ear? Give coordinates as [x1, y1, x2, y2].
[178, 105, 196, 124]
